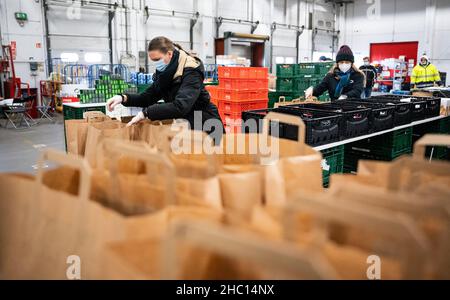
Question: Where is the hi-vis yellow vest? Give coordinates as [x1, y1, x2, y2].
[410, 63, 441, 84]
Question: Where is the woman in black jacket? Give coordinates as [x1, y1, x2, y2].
[305, 45, 365, 101]
[107, 36, 223, 140]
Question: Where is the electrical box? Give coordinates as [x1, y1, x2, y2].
[30, 62, 38, 72]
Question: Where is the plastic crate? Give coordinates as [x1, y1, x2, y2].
[220, 111, 242, 125]
[218, 99, 268, 113]
[220, 78, 269, 90]
[368, 99, 412, 126]
[205, 85, 219, 99]
[279, 103, 371, 139]
[293, 78, 311, 94]
[276, 78, 295, 93]
[276, 64, 296, 78]
[296, 63, 317, 75]
[347, 127, 413, 160]
[63, 105, 106, 121]
[248, 67, 269, 79]
[315, 62, 334, 75]
[218, 66, 249, 79]
[371, 94, 441, 118]
[218, 66, 268, 79]
[321, 145, 344, 188]
[217, 89, 267, 101]
[268, 92, 297, 108]
[346, 99, 396, 133]
[242, 108, 342, 146]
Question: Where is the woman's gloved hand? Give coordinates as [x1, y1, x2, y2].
[106, 95, 123, 112]
[305, 86, 314, 99]
[126, 111, 145, 127]
[338, 94, 348, 100]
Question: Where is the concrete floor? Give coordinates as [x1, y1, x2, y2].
[0, 113, 65, 174]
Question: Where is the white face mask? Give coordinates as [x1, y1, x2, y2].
[339, 63, 352, 73]
[364, 61, 369, 66]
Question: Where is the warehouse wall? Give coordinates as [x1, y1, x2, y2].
[339, 0, 450, 80]
[0, 0, 339, 87]
[0, 0, 47, 90]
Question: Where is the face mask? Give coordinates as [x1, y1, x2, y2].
[339, 63, 352, 73]
[155, 58, 169, 72]
[420, 60, 428, 66]
[364, 61, 369, 66]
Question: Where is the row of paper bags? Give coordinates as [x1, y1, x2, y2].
[0, 111, 449, 279]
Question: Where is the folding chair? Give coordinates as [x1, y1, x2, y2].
[37, 95, 55, 123]
[3, 96, 37, 129]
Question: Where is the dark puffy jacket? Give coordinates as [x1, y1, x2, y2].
[313, 69, 365, 101]
[359, 65, 378, 88]
[123, 50, 222, 133]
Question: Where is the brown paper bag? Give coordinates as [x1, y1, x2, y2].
[218, 171, 262, 219]
[0, 149, 223, 279]
[284, 193, 433, 279]
[84, 120, 131, 167]
[65, 111, 111, 155]
[162, 220, 338, 279]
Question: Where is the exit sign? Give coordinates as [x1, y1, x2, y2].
[15, 12, 28, 21]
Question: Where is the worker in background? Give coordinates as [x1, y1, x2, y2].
[359, 56, 377, 98]
[305, 45, 365, 101]
[410, 55, 442, 89]
[107, 36, 223, 141]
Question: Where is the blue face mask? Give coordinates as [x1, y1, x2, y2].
[155, 58, 168, 72]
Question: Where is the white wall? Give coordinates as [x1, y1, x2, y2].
[339, 0, 450, 83]
[0, 0, 47, 90]
[0, 0, 340, 87]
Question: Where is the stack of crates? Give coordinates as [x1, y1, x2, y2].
[273, 64, 300, 108]
[78, 75, 134, 104]
[216, 66, 269, 133]
[273, 62, 333, 107]
[296, 62, 333, 102]
[344, 127, 413, 173]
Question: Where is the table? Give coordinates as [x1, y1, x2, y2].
[314, 115, 447, 151]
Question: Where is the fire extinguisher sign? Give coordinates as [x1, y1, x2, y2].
[10, 41, 17, 60]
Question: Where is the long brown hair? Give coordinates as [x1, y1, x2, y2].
[147, 36, 185, 53]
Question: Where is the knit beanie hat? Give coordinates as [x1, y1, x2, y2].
[336, 45, 354, 63]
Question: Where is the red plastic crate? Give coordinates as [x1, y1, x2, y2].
[248, 67, 268, 79]
[219, 111, 242, 125]
[220, 78, 269, 90]
[218, 66, 249, 79]
[218, 89, 269, 101]
[218, 66, 269, 79]
[218, 99, 268, 113]
[224, 124, 242, 134]
[210, 97, 219, 106]
[205, 85, 218, 98]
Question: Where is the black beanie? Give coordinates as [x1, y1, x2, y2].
[336, 45, 354, 63]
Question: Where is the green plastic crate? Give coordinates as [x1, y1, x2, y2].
[293, 79, 310, 95]
[315, 62, 334, 75]
[348, 128, 413, 160]
[321, 145, 344, 188]
[276, 64, 297, 78]
[268, 92, 297, 108]
[296, 63, 316, 75]
[276, 78, 295, 93]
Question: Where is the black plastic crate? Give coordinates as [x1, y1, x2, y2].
[241, 108, 341, 146]
[346, 99, 395, 133]
[367, 99, 412, 126]
[277, 103, 371, 139]
[371, 95, 439, 120]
